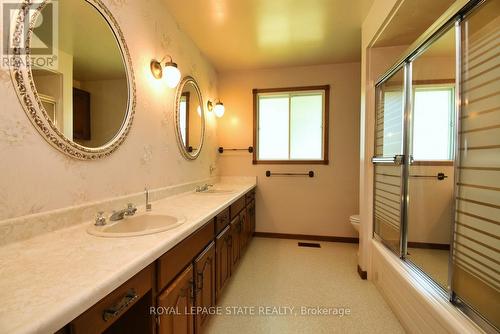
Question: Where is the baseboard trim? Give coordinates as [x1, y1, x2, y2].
[357, 265, 367, 280]
[408, 242, 450, 250]
[253, 232, 359, 244]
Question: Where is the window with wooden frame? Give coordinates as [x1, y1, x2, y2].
[411, 82, 455, 163]
[252, 85, 329, 164]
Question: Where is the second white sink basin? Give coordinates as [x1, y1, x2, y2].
[88, 213, 185, 237]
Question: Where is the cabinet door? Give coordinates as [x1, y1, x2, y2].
[157, 265, 194, 334]
[239, 210, 249, 252]
[194, 242, 215, 334]
[215, 226, 231, 299]
[230, 217, 240, 270]
[248, 200, 256, 237]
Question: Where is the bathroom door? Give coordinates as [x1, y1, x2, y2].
[372, 66, 408, 254]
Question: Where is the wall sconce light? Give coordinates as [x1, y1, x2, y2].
[207, 100, 225, 118]
[150, 55, 181, 88]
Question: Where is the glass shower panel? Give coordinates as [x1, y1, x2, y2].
[452, 0, 500, 329]
[406, 27, 456, 289]
[373, 67, 405, 253]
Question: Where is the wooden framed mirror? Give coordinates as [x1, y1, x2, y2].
[174, 76, 205, 160]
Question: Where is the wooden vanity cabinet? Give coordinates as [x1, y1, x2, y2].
[215, 225, 232, 299]
[194, 242, 216, 334]
[239, 210, 249, 252]
[247, 200, 256, 239]
[66, 189, 255, 334]
[157, 220, 214, 292]
[157, 265, 194, 334]
[230, 217, 241, 269]
[230, 196, 246, 220]
[214, 208, 230, 235]
[69, 264, 153, 334]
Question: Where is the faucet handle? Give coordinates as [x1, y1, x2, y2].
[125, 203, 137, 216]
[95, 211, 106, 226]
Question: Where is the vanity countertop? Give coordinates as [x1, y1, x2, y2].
[0, 179, 256, 334]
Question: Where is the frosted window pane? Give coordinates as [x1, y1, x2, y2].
[383, 91, 403, 156]
[258, 96, 289, 160]
[290, 94, 323, 159]
[413, 88, 453, 160]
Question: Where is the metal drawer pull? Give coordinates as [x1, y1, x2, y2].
[409, 172, 448, 180]
[103, 289, 138, 321]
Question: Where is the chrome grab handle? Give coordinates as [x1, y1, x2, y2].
[102, 289, 138, 321]
[409, 172, 448, 180]
[372, 155, 404, 166]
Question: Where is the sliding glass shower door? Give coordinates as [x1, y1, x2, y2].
[372, 0, 499, 330]
[406, 26, 457, 290]
[452, 0, 500, 328]
[373, 67, 406, 254]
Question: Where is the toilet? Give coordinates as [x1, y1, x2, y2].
[350, 214, 360, 233]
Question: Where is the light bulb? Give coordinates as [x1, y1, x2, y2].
[164, 63, 181, 88]
[214, 102, 225, 118]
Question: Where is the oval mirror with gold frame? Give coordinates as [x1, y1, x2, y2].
[9, 0, 136, 160]
[174, 76, 205, 160]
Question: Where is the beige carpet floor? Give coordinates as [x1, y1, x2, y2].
[205, 237, 405, 334]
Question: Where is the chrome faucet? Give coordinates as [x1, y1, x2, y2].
[145, 187, 152, 212]
[195, 184, 214, 192]
[110, 203, 137, 221]
[95, 211, 106, 226]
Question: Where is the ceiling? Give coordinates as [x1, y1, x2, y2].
[164, 0, 375, 71]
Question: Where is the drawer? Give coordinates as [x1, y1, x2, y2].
[70, 264, 153, 334]
[230, 196, 246, 220]
[157, 219, 214, 292]
[215, 208, 230, 235]
[245, 189, 255, 204]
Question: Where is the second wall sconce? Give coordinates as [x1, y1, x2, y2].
[207, 100, 225, 118]
[150, 55, 181, 88]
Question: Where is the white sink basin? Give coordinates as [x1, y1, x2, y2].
[87, 213, 185, 237]
[195, 188, 235, 195]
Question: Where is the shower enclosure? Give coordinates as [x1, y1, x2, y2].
[372, 0, 499, 331]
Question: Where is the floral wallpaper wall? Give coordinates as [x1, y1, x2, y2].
[0, 0, 219, 221]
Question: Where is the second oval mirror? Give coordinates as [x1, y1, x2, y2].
[175, 77, 205, 160]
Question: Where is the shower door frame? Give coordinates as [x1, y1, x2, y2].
[372, 0, 498, 332]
